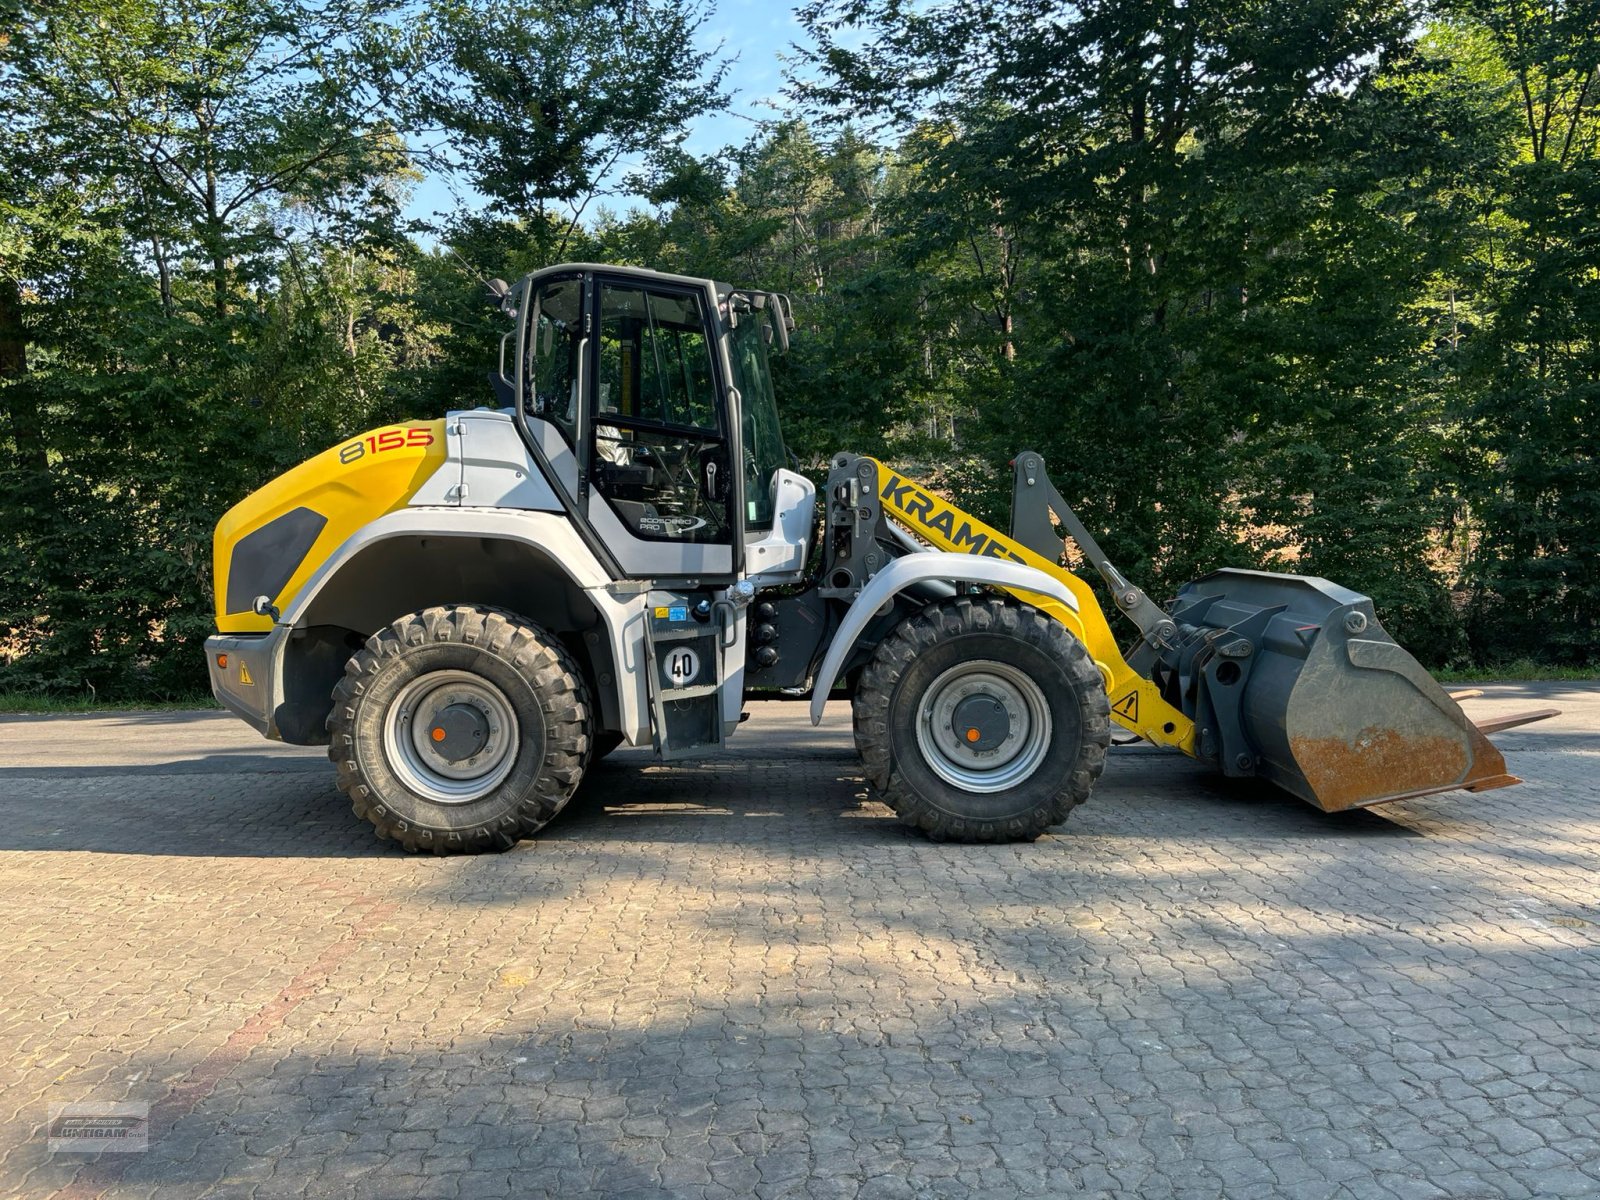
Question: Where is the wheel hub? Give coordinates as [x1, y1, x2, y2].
[383, 670, 521, 804]
[427, 703, 490, 762]
[951, 694, 1010, 751]
[915, 660, 1053, 793]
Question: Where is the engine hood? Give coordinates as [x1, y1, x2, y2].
[212, 420, 448, 632]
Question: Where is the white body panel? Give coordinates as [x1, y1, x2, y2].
[745, 469, 815, 588]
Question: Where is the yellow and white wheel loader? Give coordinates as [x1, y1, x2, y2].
[206, 264, 1551, 852]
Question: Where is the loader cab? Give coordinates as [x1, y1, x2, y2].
[501, 264, 794, 583]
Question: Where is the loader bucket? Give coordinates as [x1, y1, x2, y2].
[1164, 569, 1520, 812]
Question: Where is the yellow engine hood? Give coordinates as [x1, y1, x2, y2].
[213, 421, 448, 633]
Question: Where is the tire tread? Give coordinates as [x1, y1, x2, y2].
[852, 596, 1111, 842]
[327, 604, 591, 854]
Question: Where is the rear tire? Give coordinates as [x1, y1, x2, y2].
[853, 596, 1110, 841]
[328, 605, 591, 853]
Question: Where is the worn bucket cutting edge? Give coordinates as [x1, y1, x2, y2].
[1166, 570, 1558, 813]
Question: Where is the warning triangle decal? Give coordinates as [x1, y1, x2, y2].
[1112, 691, 1139, 721]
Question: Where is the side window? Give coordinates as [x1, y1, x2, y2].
[597, 287, 718, 429]
[592, 284, 731, 544]
[524, 278, 583, 446]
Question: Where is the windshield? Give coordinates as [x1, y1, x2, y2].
[727, 304, 788, 530]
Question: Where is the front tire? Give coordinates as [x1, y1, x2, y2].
[328, 605, 591, 853]
[853, 597, 1111, 841]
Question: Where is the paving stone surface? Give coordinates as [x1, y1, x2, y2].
[0, 685, 1597, 1199]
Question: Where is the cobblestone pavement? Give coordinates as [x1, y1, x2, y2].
[1, 684, 1597, 1200]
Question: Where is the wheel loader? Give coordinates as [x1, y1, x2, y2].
[205, 263, 1552, 852]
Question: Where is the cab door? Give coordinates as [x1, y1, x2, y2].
[581, 277, 736, 580]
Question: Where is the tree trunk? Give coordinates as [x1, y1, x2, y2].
[997, 223, 1016, 363]
[206, 158, 228, 317]
[0, 276, 24, 381]
[151, 235, 174, 317]
[0, 275, 48, 479]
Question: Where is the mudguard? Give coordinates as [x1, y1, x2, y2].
[808, 554, 1079, 725]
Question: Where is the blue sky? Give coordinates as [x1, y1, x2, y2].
[403, 0, 817, 229]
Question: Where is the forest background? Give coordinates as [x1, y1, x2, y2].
[3, 0, 1598, 699]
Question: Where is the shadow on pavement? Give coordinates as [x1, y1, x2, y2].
[0, 745, 1440, 861]
[16, 851, 1598, 1200]
[0, 752, 329, 779]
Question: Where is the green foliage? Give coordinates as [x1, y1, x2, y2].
[0, 0, 722, 699]
[410, 0, 726, 241]
[781, 0, 1599, 666]
[1435, 1, 1600, 665]
[2, 0, 1598, 702]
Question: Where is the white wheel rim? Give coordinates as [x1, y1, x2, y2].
[383, 670, 521, 804]
[914, 659, 1052, 793]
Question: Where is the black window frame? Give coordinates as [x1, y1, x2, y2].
[584, 276, 737, 547]
[518, 270, 588, 449]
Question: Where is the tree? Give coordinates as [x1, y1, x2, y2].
[5, 0, 1600, 698]
[11, 0, 417, 315]
[795, 0, 1485, 658]
[0, 0, 422, 697]
[1436, 1, 1600, 663]
[411, 0, 727, 258]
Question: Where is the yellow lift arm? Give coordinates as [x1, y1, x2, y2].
[862, 456, 1197, 756]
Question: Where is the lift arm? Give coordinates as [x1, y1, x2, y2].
[858, 456, 1196, 753]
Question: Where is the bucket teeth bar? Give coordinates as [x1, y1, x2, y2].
[1471, 708, 1561, 736]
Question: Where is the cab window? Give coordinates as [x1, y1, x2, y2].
[523, 278, 583, 445]
[592, 283, 731, 543]
[596, 287, 718, 429]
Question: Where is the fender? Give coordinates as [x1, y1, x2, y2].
[283, 507, 652, 746]
[283, 507, 613, 622]
[808, 554, 1080, 725]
